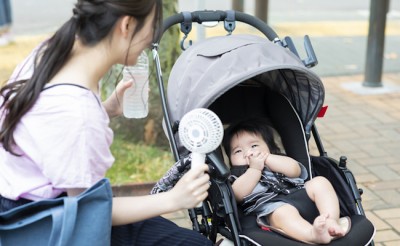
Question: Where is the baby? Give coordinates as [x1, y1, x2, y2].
[223, 118, 350, 244]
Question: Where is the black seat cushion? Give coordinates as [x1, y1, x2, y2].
[239, 212, 375, 246]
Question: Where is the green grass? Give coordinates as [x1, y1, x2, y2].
[106, 134, 174, 185]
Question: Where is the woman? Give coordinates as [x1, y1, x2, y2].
[0, 0, 212, 245]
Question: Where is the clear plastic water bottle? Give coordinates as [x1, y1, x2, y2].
[122, 51, 149, 118]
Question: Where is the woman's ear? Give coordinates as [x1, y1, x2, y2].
[118, 16, 136, 38]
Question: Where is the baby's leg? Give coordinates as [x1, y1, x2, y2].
[268, 204, 332, 244]
[305, 176, 346, 237]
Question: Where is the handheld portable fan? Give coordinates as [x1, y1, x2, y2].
[178, 108, 224, 169]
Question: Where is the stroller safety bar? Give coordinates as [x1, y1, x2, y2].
[158, 10, 318, 66]
[158, 10, 279, 43]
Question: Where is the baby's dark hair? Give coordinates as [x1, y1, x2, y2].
[223, 117, 281, 158]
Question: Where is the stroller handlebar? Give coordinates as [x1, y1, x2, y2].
[158, 10, 279, 43]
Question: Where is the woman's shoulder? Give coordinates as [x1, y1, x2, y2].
[21, 84, 109, 137]
[41, 83, 97, 99]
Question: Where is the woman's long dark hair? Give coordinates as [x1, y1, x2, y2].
[0, 0, 162, 154]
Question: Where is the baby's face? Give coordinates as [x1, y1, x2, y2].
[229, 131, 270, 166]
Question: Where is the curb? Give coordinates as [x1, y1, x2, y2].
[112, 182, 156, 197]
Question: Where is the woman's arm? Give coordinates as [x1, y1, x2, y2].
[68, 164, 210, 226]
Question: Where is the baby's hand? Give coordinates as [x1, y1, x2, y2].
[246, 150, 267, 171]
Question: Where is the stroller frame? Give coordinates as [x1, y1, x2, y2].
[151, 10, 375, 246]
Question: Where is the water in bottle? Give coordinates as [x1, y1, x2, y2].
[122, 51, 149, 118]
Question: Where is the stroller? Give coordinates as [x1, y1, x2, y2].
[150, 10, 375, 246]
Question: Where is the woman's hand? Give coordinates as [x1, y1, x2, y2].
[169, 164, 210, 209]
[102, 80, 133, 118]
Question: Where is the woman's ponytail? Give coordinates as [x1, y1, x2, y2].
[0, 18, 78, 154]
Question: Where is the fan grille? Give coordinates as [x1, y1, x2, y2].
[179, 108, 224, 154]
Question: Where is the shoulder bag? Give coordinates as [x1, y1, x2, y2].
[0, 178, 113, 246]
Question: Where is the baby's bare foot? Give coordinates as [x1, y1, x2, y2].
[311, 214, 332, 244]
[326, 218, 345, 238]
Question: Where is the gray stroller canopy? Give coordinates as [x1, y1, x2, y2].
[167, 34, 324, 138]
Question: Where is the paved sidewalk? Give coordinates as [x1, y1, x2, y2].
[163, 72, 400, 246]
[310, 73, 400, 246]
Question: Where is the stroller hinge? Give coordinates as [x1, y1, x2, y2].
[302, 35, 318, 68]
[224, 10, 236, 35]
[281, 35, 319, 68]
[180, 12, 193, 50]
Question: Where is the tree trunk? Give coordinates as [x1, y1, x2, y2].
[232, 0, 244, 12]
[255, 0, 269, 24]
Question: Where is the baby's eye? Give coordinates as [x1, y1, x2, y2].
[251, 144, 259, 148]
[233, 149, 242, 155]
